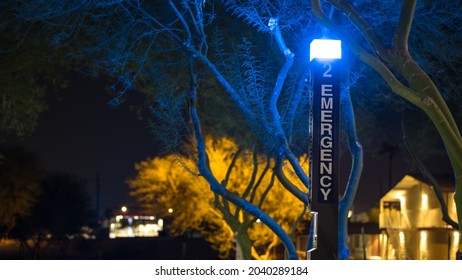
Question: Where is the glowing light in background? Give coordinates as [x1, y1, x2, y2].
[398, 231, 406, 259]
[451, 231, 460, 259]
[109, 215, 164, 239]
[399, 231, 405, 244]
[421, 193, 428, 210]
[399, 196, 405, 208]
[419, 231, 428, 260]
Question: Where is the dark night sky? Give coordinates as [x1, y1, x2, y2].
[8, 75, 454, 215]
[12, 75, 159, 213]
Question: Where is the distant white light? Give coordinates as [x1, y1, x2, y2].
[310, 39, 342, 61]
[168, 208, 173, 214]
[348, 210, 353, 219]
[399, 231, 405, 246]
[121, 206, 128, 212]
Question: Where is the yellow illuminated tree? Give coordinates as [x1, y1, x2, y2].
[127, 136, 308, 259]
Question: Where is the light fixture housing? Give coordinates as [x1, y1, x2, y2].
[310, 39, 342, 61]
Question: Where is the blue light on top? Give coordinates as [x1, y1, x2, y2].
[310, 39, 342, 61]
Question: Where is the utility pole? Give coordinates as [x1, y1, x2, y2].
[96, 173, 101, 224]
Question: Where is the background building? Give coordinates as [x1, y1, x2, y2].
[109, 211, 164, 239]
[378, 175, 459, 260]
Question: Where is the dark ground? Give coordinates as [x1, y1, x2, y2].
[0, 237, 219, 260]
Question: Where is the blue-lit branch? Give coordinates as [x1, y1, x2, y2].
[223, 0, 312, 32]
[338, 79, 363, 260]
[281, 65, 309, 142]
[268, 18, 310, 205]
[187, 60, 299, 260]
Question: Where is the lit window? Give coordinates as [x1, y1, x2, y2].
[419, 231, 428, 260]
[399, 196, 405, 209]
[421, 193, 428, 210]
